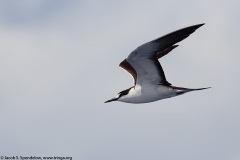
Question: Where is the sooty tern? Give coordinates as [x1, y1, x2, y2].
[105, 24, 210, 104]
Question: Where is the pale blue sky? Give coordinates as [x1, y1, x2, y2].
[0, 1, 240, 160]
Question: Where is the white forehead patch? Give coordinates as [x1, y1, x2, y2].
[115, 94, 120, 98]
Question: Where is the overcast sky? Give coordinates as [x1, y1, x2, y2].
[0, 0, 240, 160]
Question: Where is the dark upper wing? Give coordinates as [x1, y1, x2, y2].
[150, 24, 204, 54]
[126, 24, 204, 85]
[128, 24, 204, 59]
[119, 59, 137, 86]
[156, 45, 178, 59]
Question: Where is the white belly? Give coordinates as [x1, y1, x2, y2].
[119, 84, 177, 104]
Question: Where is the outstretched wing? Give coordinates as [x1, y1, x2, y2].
[156, 45, 178, 59]
[126, 24, 204, 86]
[119, 59, 137, 86]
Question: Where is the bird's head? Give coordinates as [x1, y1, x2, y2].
[104, 87, 133, 103]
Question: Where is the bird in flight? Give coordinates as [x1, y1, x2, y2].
[105, 24, 210, 104]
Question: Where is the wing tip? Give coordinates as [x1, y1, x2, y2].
[192, 23, 205, 30]
[197, 23, 205, 26]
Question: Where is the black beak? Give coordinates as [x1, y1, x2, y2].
[104, 97, 118, 103]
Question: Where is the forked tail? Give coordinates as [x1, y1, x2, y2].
[170, 86, 211, 95]
[188, 87, 211, 91]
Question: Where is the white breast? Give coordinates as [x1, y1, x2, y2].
[118, 84, 176, 104]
